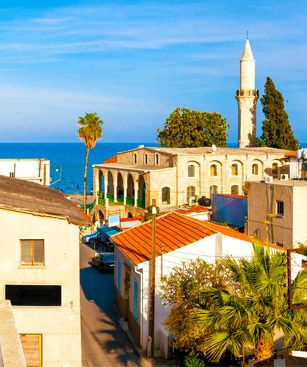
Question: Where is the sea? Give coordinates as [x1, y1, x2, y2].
[0, 142, 159, 194]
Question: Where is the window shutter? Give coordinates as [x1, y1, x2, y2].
[133, 280, 139, 322]
[21, 240, 32, 264]
[33, 240, 44, 264]
[20, 334, 42, 367]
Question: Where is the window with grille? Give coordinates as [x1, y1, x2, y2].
[276, 200, 284, 216]
[20, 240, 44, 265]
[162, 187, 170, 204]
[210, 164, 217, 176]
[231, 164, 239, 176]
[188, 165, 195, 177]
[252, 164, 259, 175]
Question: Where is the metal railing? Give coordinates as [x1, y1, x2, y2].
[137, 199, 145, 209]
[107, 193, 114, 203]
[126, 197, 134, 206]
[97, 191, 105, 205]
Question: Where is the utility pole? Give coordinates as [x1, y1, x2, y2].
[148, 199, 157, 357]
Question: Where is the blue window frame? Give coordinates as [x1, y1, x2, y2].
[133, 279, 139, 322]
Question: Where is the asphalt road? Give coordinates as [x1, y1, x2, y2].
[80, 244, 149, 367]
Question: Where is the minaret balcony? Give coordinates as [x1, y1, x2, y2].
[236, 89, 259, 97]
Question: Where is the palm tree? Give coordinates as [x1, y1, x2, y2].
[195, 245, 306, 366]
[77, 112, 103, 213]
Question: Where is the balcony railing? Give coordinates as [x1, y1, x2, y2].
[137, 199, 145, 209]
[126, 197, 134, 206]
[97, 191, 105, 205]
[88, 200, 96, 212]
[107, 193, 114, 203]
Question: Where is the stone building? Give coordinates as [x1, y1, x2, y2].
[92, 145, 296, 220]
[247, 180, 307, 248]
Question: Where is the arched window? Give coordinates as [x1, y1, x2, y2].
[188, 165, 195, 177]
[162, 187, 170, 204]
[210, 185, 218, 195]
[210, 164, 217, 177]
[187, 186, 195, 202]
[231, 185, 239, 195]
[252, 163, 259, 175]
[144, 154, 148, 164]
[155, 154, 159, 165]
[231, 163, 238, 176]
[133, 154, 137, 164]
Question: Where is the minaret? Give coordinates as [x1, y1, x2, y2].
[236, 38, 259, 148]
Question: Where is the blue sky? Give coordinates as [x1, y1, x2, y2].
[0, 0, 307, 143]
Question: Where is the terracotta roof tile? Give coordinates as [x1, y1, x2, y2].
[111, 212, 285, 265]
[111, 212, 217, 265]
[102, 155, 117, 164]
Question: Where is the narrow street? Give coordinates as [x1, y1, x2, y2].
[80, 243, 148, 367]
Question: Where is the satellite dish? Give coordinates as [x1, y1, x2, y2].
[211, 144, 217, 152]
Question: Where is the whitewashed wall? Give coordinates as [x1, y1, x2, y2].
[0, 159, 50, 185]
[0, 208, 81, 367]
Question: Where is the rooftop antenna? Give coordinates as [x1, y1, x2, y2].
[246, 30, 249, 39]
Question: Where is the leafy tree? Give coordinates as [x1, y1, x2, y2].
[77, 112, 103, 212]
[160, 260, 228, 354]
[259, 77, 298, 150]
[157, 108, 229, 147]
[161, 245, 307, 366]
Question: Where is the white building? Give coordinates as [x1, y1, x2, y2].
[0, 175, 87, 367]
[111, 212, 288, 358]
[0, 158, 50, 185]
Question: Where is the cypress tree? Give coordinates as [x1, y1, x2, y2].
[260, 77, 298, 150]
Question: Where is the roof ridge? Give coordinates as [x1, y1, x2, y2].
[111, 211, 177, 239]
[172, 211, 219, 233]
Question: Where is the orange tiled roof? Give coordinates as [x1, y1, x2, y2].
[111, 212, 216, 265]
[102, 155, 117, 164]
[286, 150, 296, 157]
[111, 212, 285, 265]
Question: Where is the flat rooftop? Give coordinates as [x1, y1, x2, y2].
[251, 179, 307, 187]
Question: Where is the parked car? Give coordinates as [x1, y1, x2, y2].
[91, 253, 115, 273]
[81, 231, 103, 245]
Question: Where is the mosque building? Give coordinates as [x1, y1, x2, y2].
[91, 40, 297, 221]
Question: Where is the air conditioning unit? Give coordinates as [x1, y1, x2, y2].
[280, 174, 289, 181]
[264, 176, 273, 184]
